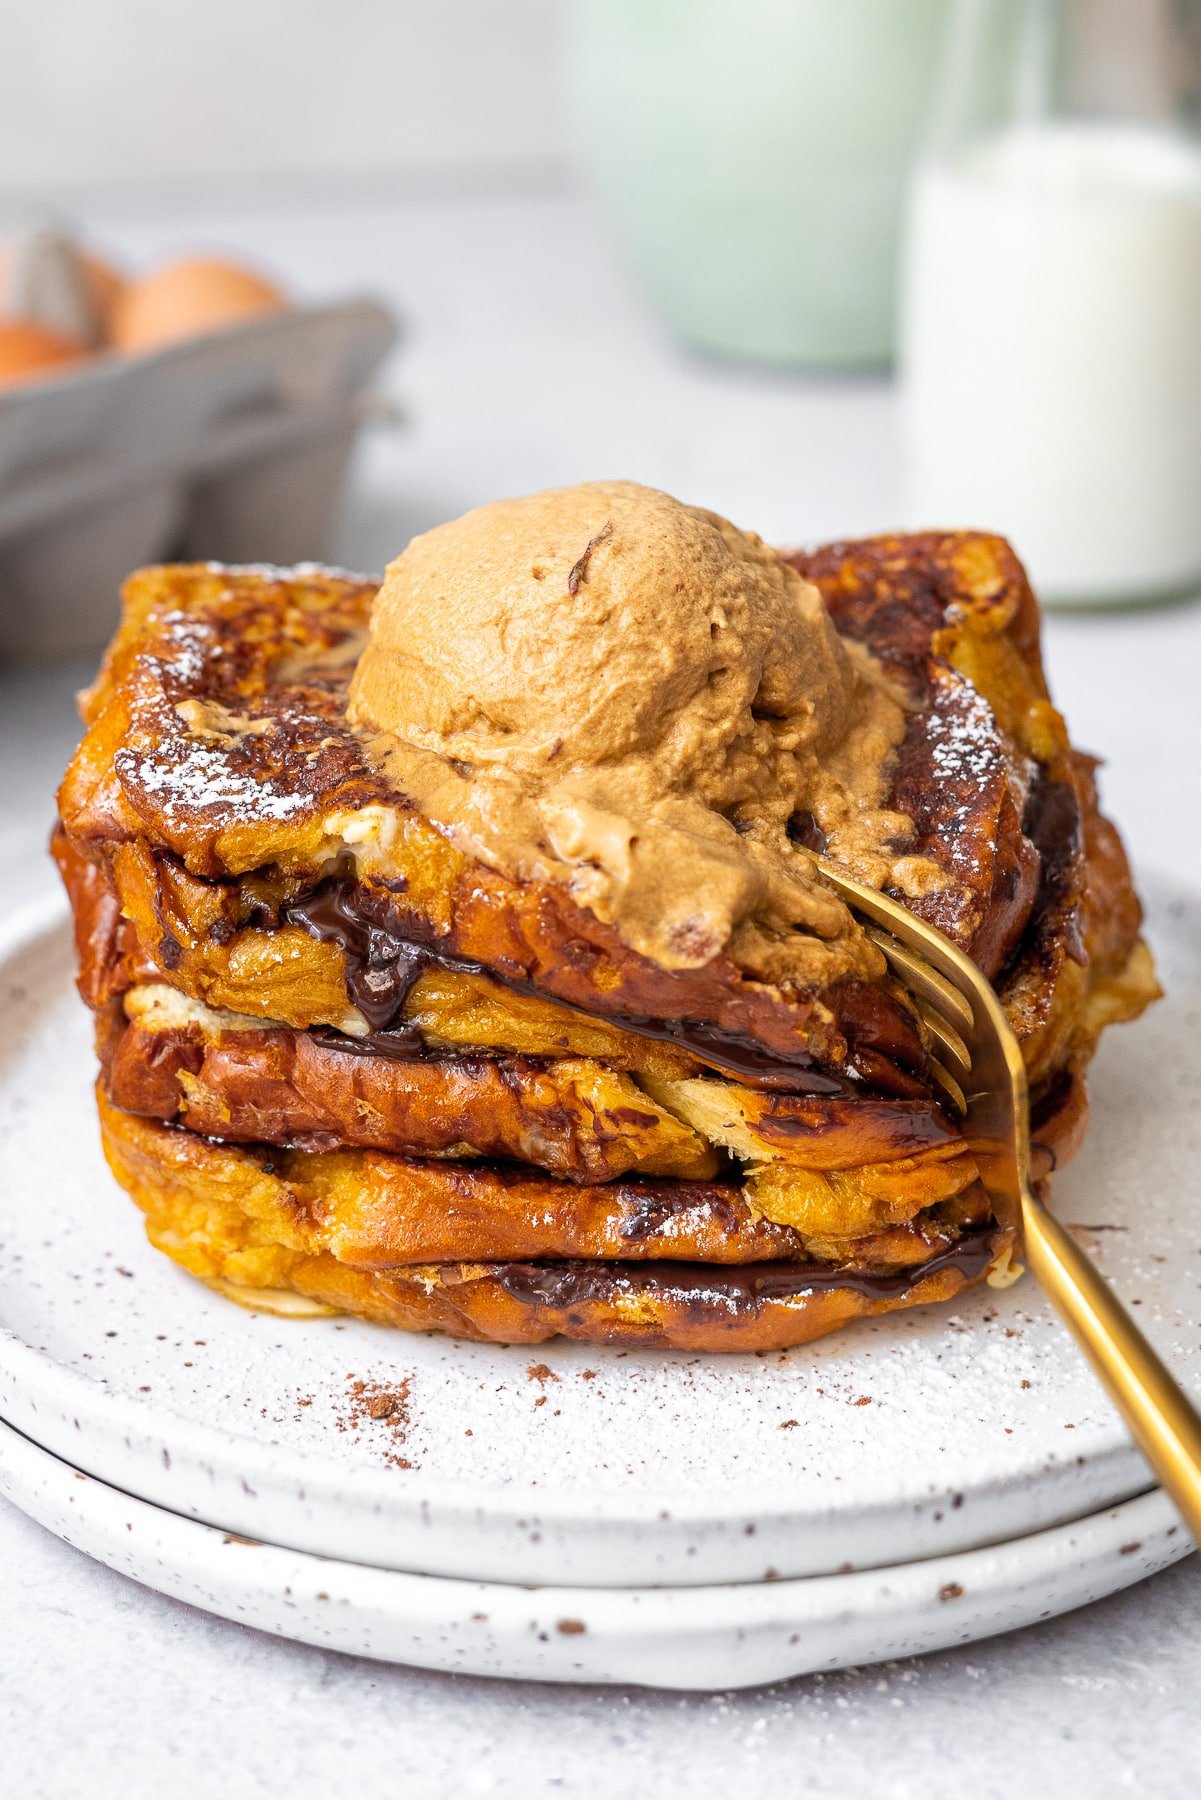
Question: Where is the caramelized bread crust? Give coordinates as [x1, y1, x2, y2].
[792, 533, 1158, 1088]
[98, 1085, 1009, 1350]
[56, 546, 1153, 1102]
[98, 992, 718, 1183]
[56, 540, 1156, 1349]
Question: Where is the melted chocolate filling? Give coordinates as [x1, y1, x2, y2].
[1021, 772, 1085, 966]
[487, 1225, 999, 1313]
[265, 762, 1083, 1102]
[785, 809, 829, 854]
[285, 879, 427, 1030]
[285, 876, 864, 1096]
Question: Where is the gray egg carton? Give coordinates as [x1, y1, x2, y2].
[0, 298, 397, 659]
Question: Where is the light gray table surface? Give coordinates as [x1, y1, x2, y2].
[1, 185, 1198, 1798]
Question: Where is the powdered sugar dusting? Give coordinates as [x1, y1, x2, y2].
[918, 677, 1007, 877]
[115, 607, 333, 824]
[116, 735, 315, 823]
[152, 611, 213, 686]
[203, 560, 378, 586]
[925, 679, 1002, 788]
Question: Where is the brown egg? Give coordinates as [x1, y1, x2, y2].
[111, 257, 288, 352]
[78, 251, 128, 335]
[0, 319, 86, 388]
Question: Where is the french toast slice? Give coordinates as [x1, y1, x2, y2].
[56, 534, 1156, 1350]
[57, 547, 1153, 1109]
[99, 986, 717, 1183]
[98, 983, 991, 1236]
[98, 1084, 1006, 1350]
[790, 532, 1157, 1087]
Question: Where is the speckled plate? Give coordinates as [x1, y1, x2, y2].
[0, 1415, 1190, 1689]
[0, 880, 1198, 1588]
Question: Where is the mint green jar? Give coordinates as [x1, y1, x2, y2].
[566, 0, 950, 368]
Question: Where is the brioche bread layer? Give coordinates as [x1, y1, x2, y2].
[99, 985, 718, 1183]
[57, 537, 1157, 1348]
[56, 541, 1155, 1101]
[98, 987, 987, 1239]
[97, 1084, 1008, 1351]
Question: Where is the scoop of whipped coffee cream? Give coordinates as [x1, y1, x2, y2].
[349, 480, 937, 982]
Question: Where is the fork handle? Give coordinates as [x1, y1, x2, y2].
[1022, 1186, 1201, 1540]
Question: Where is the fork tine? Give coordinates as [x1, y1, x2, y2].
[928, 1057, 968, 1116]
[914, 999, 972, 1078]
[864, 925, 976, 1034]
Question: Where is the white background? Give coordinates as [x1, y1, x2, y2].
[0, 0, 564, 201]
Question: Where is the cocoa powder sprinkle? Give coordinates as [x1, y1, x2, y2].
[336, 1375, 415, 1470]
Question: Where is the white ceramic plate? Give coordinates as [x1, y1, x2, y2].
[0, 1416, 1190, 1691]
[1, 881, 1197, 1588]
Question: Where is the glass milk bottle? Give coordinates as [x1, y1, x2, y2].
[901, 0, 1201, 606]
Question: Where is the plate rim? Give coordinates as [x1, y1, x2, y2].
[0, 1411, 1191, 1690]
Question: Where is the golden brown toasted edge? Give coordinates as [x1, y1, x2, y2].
[97, 980, 999, 1238]
[100, 986, 719, 1184]
[793, 530, 1158, 1095]
[793, 532, 1056, 974]
[53, 558, 950, 1099]
[56, 539, 1156, 1150]
[76, 561, 381, 731]
[97, 1084, 1011, 1352]
[58, 563, 386, 884]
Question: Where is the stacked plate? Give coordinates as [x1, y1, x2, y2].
[0, 886, 1195, 1690]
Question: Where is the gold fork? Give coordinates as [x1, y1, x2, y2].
[818, 859, 1201, 1540]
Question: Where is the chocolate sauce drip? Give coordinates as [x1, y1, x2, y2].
[309, 1023, 427, 1062]
[286, 878, 429, 1030]
[489, 1225, 999, 1313]
[785, 809, 828, 853]
[1022, 773, 1085, 965]
[284, 876, 865, 1096]
[583, 1013, 856, 1094]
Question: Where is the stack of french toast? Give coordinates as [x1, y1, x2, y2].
[53, 514, 1157, 1350]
